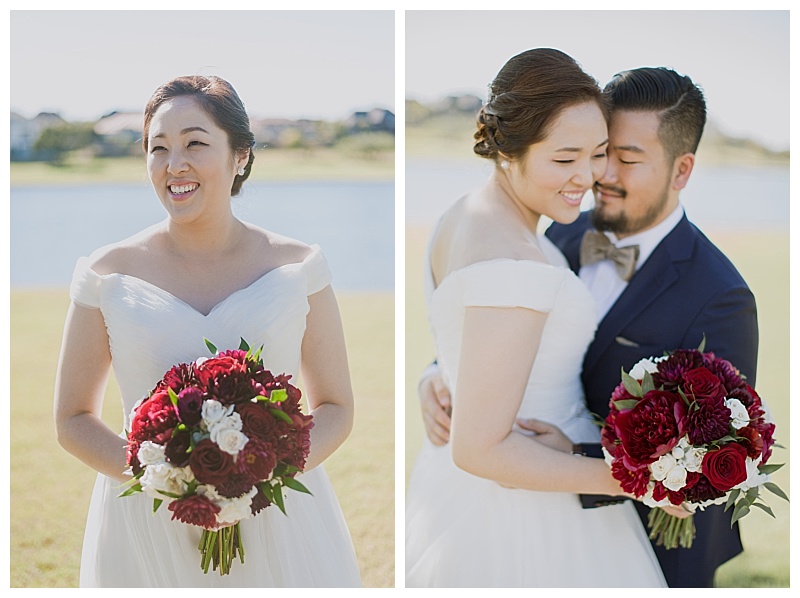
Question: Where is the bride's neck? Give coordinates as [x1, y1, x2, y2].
[485, 174, 541, 235]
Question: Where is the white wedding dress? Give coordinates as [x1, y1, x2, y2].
[405, 234, 666, 587]
[69, 244, 361, 587]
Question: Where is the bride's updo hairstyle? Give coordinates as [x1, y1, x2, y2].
[142, 75, 256, 196]
[474, 48, 606, 164]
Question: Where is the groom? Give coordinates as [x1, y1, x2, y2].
[416, 66, 758, 588]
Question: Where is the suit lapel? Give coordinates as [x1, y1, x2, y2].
[583, 215, 696, 374]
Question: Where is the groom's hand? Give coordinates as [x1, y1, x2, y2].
[515, 418, 573, 453]
[418, 368, 452, 446]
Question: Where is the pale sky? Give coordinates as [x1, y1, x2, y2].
[10, 10, 395, 122]
[406, 10, 790, 152]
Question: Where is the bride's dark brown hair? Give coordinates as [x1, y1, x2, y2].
[142, 75, 256, 196]
[474, 48, 607, 163]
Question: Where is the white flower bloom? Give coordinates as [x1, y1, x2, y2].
[202, 399, 233, 427]
[725, 397, 750, 429]
[629, 357, 659, 380]
[734, 457, 769, 492]
[140, 463, 192, 500]
[215, 487, 258, 525]
[137, 441, 166, 466]
[601, 446, 615, 467]
[650, 454, 677, 482]
[212, 426, 249, 455]
[682, 445, 707, 473]
[642, 482, 670, 508]
[663, 464, 688, 492]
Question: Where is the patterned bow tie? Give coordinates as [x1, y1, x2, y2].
[579, 229, 640, 282]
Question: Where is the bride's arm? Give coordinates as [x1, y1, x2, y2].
[54, 303, 129, 482]
[450, 305, 622, 496]
[298, 285, 355, 471]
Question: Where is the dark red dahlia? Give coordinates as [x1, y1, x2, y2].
[168, 494, 220, 529]
[652, 349, 704, 391]
[684, 474, 726, 503]
[153, 362, 195, 394]
[685, 396, 731, 445]
[237, 437, 278, 481]
[702, 355, 747, 393]
[214, 472, 258, 498]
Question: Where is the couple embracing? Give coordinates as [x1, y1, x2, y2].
[405, 48, 757, 588]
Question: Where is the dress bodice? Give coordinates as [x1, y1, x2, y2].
[425, 235, 599, 437]
[69, 245, 331, 431]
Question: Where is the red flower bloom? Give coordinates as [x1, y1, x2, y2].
[168, 494, 220, 529]
[685, 395, 731, 445]
[614, 390, 686, 465]
[737, 425, 765, 460]
[702, 443, 748, 492]
[681, 367, 725, 403]
[177, 387, 204, 427]
[610, 459, 650, 496]
[189, 439, 235, 486]
[129, 391, 179, 444]
[652, 349, 704, 391]
[195, 355, 254, 405]
[238, 437, 278, 481]
[237, 402, 282, 442]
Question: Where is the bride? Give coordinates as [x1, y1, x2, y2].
[54, 75, 361, 587]
[405, 49, 666, 587]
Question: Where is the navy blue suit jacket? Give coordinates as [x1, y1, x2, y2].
[546, 211, 758, 587]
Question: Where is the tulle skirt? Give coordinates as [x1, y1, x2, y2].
[405, 440, 666, 588]
[80, 465, 361, 587]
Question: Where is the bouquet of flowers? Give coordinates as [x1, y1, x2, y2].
[119, 338, 314, 575]
[601, 339, 787, 549]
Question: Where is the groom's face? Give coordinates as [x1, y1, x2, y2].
[591, 110, 677, 238]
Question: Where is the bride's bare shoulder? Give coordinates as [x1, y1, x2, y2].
[244, 224, 315, 268]
[84, 223, 166, 276]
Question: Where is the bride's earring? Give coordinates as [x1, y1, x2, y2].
[237, 166, 245, 176]
[500, 159, 510, 170]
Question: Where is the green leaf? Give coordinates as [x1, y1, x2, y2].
[745, 486, 760, 504]
[641, 370, 656, 395]
[763, 482, 789, 502]
[758, 463, 785, 475]
[259, 482, 274, 503]
[613, 399, 639, 411]
[153, 498, 163, 514]
[621, 368, 643, 398]
[168, 386, 179, 408]
[239, 338, 250, 351]
[750, 501, 775, 518]
[272, 484, 287, 515]
[283, 477, 313, 495]
[730, 501, 750, 526]
[270, 408, 293, 424]
[678, 387, 694, 408]
[269, 388, 288, 404]
[204, 338, 218, 355]
[697, 334, 707, 353]
[724, 489, 740, 512]
[117, 482, 143, 498]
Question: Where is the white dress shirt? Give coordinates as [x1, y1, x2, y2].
[580, 205, 685, 323]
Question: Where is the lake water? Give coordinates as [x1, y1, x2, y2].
[405, 159, 790, 232]
[10, 180, 395, 290]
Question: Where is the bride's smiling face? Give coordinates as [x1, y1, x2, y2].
[502, 101, 608, 225]
[146, 95, 248, 224]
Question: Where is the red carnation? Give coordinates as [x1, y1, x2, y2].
[702, 443, 748, 492]
[189, 439, 235, 486]
[614, 390, 686, 465]
[168, 494, 220, 529]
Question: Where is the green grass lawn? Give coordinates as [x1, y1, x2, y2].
[405, 226, 790, 588]
[10, 290, 394, 588]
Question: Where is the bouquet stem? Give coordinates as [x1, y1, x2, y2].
[647, 508, 696, 550]
[199, 523, 243, 575]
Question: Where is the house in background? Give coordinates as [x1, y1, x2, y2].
[10, 111, 65, 161]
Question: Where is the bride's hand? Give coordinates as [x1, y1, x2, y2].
[515, 418, 573, 453]
[659, 503, 694, 519]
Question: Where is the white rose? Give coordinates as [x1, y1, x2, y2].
[663, 464, 688, 492]
[650, 454, 677, 482]
[216, 487, 258, 525]
[725, 397, 751, 429]
[212, 426, 249, 455]
[682, 445, 707, 473]
[137, 441, 166, 466]
[202, 399, 233, 427]
[140, 463, 191, 500]
[629, 357, 659, 380]
[734, 457, 769, 492]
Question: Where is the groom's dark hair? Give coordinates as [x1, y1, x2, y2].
[603, 67, 707, 163]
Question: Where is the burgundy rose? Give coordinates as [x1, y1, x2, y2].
[177, 387, 204, 427]
[611, 459, 650, 497]
[129, 391, 178, 443]
[685, 395, 731, 445]
[681, 367, 725, 403]
[614, 390, 686, 465]
[168, 494, 220, 529]
[237, 437, 278, 481]
[702, 443, 748, 492]
[189, 439, 235, 486]
[237, 402, 281, 442]
[165, 428, 192, 467]
[653, 349, 704, 391]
